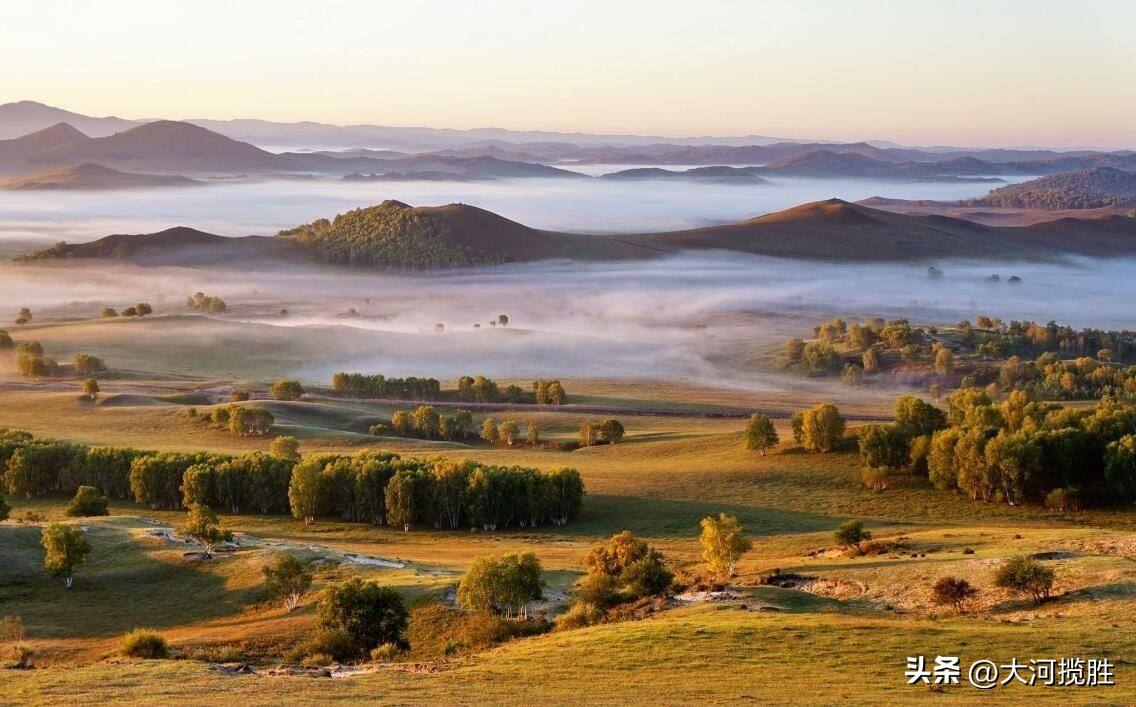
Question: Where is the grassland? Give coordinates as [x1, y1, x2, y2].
[3, 315, 1136, 704]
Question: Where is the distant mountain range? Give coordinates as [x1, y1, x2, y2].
[19, 198, 1136, 268]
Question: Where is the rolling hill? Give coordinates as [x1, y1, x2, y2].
[600, 166, 769, 183]
[0, 163, 198, 191]
[30, 120, 284, 172]
[16, 199, 1136, 268]
[964, 168, 1136, 209]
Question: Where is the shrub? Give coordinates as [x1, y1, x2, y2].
[119, 630, 169, 659]
[299, 628, 356, 663]
[931, 577, 978, 613]
[834, 520, 871, 550]
[370, 643, 403, 662]
[993, 556, 1055, 604]
[65, 485, 109, 517]
[263, 554, 313, 611]
[1044, 486, 1083, 512]
[555, 602, 605, 630]
[317, 578, 409, 658]
[270, 379, 305, 401]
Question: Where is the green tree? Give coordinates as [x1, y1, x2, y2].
[857, 424, 909, 477]
[270, 379, 305, 401]
[100, 307, 118, 318]
[179, 503, 232, 558]
[834, 519, 871, 551]
[41, 523, 90, 589]
[525, 422, 541, 446]
[457, 552, 544, 619]
[263, 554, 314, 611]
[497, 314, 509, 327]
[934, 347, 955, 374]
[498, 420, 520, 446]
[1105, 435, 1136, 500]
[269, 435, 300, 460]
[699, 514, 752, 579]
[135, 303, 153, 316]
[0, 494, 9, 522]
[598, 418, 625, 444]
[744, 414, 779, 455]
[412, 405, 440, 438]
[65, 486, 108, 517]
[993, 556, 1055, 604]
[317, 578, 408, 656]
[798, 403, 845, 453]
[288, 456, 329, 524]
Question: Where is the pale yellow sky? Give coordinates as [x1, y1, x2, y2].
[1, 0, 1133, 147]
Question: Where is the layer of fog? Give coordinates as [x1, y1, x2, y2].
[5, 253, 1134, 387]
[0, 173, 1022, 245]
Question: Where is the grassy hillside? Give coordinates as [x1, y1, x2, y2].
[966, 167, 1136, 210]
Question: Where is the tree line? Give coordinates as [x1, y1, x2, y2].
[0, 429, 584, 531]
[331, 372, 567, 405]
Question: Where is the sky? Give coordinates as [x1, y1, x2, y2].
[1, 0, 1133, 148]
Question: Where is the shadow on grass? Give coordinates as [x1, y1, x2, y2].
[572, 494, 845, 538]
[0, 522, 260, 639]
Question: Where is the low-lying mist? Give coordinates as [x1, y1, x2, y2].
[5, 252, 1135, 388]
[0, 173, 1022, 245]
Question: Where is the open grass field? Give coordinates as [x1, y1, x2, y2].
[3, 312, 1136, 705]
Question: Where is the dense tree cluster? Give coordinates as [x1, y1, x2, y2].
[790, 403, 846, 453]
[788, 315, 1136, 401]
[15, 341, 58, 379]
[73, 353, 106, 375]
[331, 372, 442, 400]
[185, 291, 227, 314]
[373, 406, 475, 441]
[0, 429, 586, 531]
[276, 200, 497, 269]
[964, 167, 1136, 210]
[331, 372, 567, 405]
[201, 404, 275, 437]
[858, 389, 1136, 507]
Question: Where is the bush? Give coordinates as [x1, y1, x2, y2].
[119, 630, 169, 659]
[931, 576, 978, 613]
[555, 602, 605, 630]
[65, 485, 109, 517]
[317, 578, 408, 658]
[369, 643, 403, 662]
[270, 379, 305, 401]
[834, 520, 871, 550]
[993, 556, 1055, 604]
[299, 628, 356, 663]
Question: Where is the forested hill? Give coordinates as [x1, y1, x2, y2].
[275, 200, 650, 268]
[964, 168, 1136, 210]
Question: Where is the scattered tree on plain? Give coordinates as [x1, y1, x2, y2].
[317, 578, 409, 657]
[179, 503, 232, 559]
[270, 379, 305, 401]
[931, 577, 978, 614]
[41, 523, 90, 589]
[263, 554, 314, 611]
[834, 519, 871, 551]
[81, 378, 99, 401]
[993, 556, 1055, 604]
[699, 514, 752, 579]
[65, 486, 108, 517]
[744, 414, 779, 455]
[456, 552, 544, 619]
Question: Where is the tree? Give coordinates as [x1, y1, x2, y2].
[993, 556, 1055, 604]
[0, 494, 10, 522]
[317, 578, 409, 656]
[934, 347, 955, 374]
[412, 405, 440, 438]
[457, 552, 544, 619]
[269, 435, 300, 460]
[931, 577, 978, 614]
[270, 379, 305, 401]
[699, 514, 752, 579]
[798, 403, 845, 453]
[857, 424, 909, 475]
[390, 410, 412, 436]
[65, 486, 108, 517]
[497, 314, 509, 327]
[834, 519, 871, 550]
[121, 306, 137, 317]
[228, 406, 274, 437]
[526, 422, 541, 446]
[179, 503, 232, 559]
[100, 307, 118, 318]
[288, 456, 328, 524]
[744, 414, 779, 455]
[135, 303, 153, 316]
[598, 418, 624, 444]
[17, 307, 32, 323]
[263, 554, 314, 611]
[578, 421, 600, 447]
[498, 420, 519, 446]
[0, 330, 12, 349]
[480, 417, 500, 444]
[893, 395, 947, 437]
[41, 523, 90, 589]
[1105, 435, 1136, 500]
[81, 378, 100, 401]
